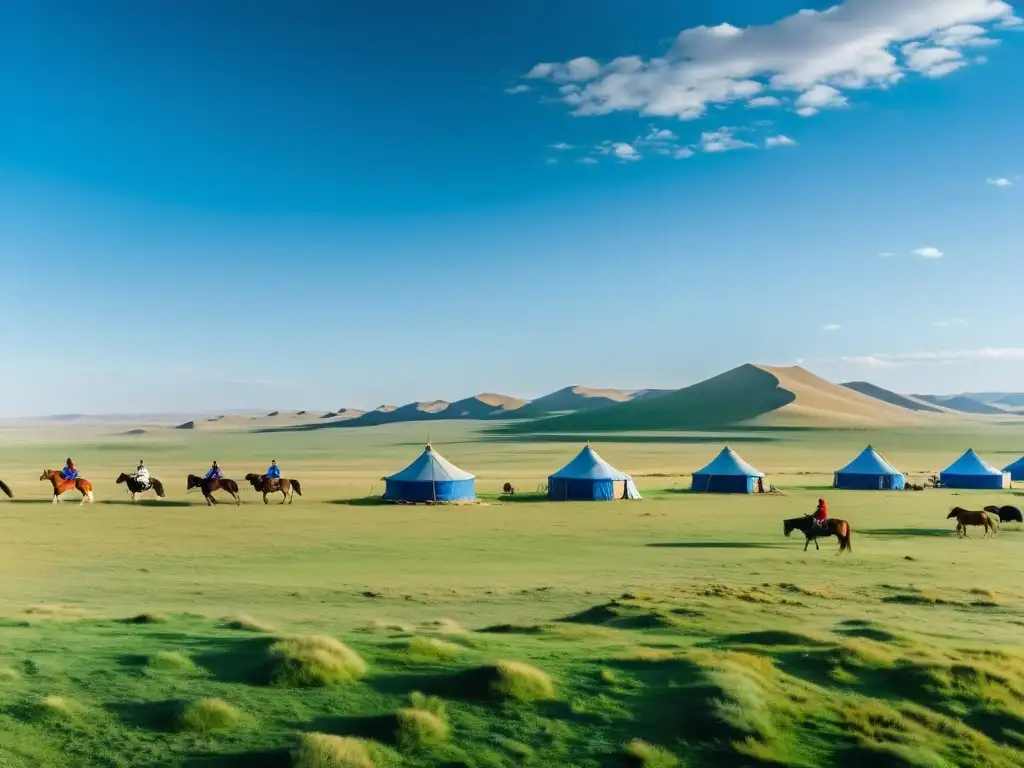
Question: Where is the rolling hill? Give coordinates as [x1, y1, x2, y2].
[911, 394, 1006, 415]
[841, 382, 944, 412]
[502, 364, 928, 433]
[504, 386, 635, 419]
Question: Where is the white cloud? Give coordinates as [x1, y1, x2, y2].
[986, 177, 1013, 187]
[913, 246, 944, 258]
[549, 142, 574, 151]
[794, 84, 848, 116]
[842, 347, 1024, 367]
[933, 318, 968, 327]
[504, 84, 531, 95]
[701, 127, 755, 153]
[579, 156, 599, 165]
[673, 147, 696, 159]
[599, 142, 641, 161]
[517, 1, 1016, 120]
[747, 95, 782, 108]
[879, 251, 893, 258]
[822, 324, 842, 331]
[765, 134, 797, 148]
[644, 127, 677, 142]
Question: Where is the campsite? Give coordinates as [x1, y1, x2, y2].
[1, 364, 1023, 767]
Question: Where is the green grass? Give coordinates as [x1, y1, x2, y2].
[0, 421, 1022, 766]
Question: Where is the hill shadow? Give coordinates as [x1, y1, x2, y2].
[484, 433, 782, 445]
[646, 541, 784, 549]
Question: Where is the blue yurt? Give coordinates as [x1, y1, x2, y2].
[1003, 456, 1024, 482]
[383, 444, 476, 502]
[691, 447, 766, 494]
[548, 444, 641, 501]
[939, 449, 1010, 490]
[833, 446, 905, 490]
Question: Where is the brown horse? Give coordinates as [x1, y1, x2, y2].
[186, 474, 240, 506]
[948, 507, 997, 538]
[783, 515, 852, 553]
[502, 482, 516, 495]
[244, 473, 301, 504]
[984, 505, 1023, 524]
[0, 479, 12, 499]
[40, 469, 94, 504]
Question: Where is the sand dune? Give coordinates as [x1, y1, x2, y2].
[507, 386, 632, 419]
[841, 382, 944, 413]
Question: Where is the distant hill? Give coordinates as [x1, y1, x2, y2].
[506, 386, 634, 420]
[841, 382, 944, 412]
[502, 364, 926, 433]
[334, 393, 527, 428]
[912, 394, 1006, 415]
[175, 421, 195, 430]
[441, 393, 527, 419]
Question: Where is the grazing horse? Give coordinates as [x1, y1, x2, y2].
[244, 473, 301, 504]
[186, 474, 240, 506]
[0, 479, 12, 499]
[984, 505, 1023, 524]
[783, 515, 852, 554]
[115, 473, 166, 502]
[39, 469, 94, 504]
[502, 482, 516, 495]
[948, 507, 997, 538]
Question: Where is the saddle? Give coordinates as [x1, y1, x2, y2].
[136, 479, 153, 492]
[263, 476, 281, 492]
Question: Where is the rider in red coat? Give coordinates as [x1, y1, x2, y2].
[813, 498, 829, 527]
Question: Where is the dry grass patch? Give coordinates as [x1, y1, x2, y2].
[24, 603, 85, 619]
[33, 695, 87, 722]
[404, 637, 461, 663]
[0, 667, 20, 682]
[293, 733, 388, 768]
[623, 738, 679, 767]
[147, 651, 198, 674]
[445, 660, 555, 702]
[178, 697, 245, 732]
[224, 614, 276, 633]
[396, 707, 449, 748]
[422, 618, 467, 635]
[268, 635, 367, 687]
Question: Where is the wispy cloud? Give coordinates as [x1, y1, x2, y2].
[913, 246, 944, 258]
[933, 317, 968, 327]
[986, 177, 1013, 187]
[579, 156, 598, 165]
[701, 128, 755, 153]
[841, 347, 1024, 368]
[822, 324, 842, 332]
[504, 84, 531, 95]
[878, 251, 893, 258]
[747, 95, 782, 109]
[549, 142, 574, 151]
[515, 1, 1019, 120]
[765, 134, 797, 148]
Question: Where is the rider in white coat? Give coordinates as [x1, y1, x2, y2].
[135, 461, 150, 487]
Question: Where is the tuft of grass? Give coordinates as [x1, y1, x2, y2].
[408, 691, 446, 719]
[0, 667, 20, 682]
[147, 651, 198, 674]
[423, 618, 467, 635]
[404, 637, 461, 663]
[33, 695, 87, 722]
[492, 660, 556, 702]
[124, 612, 168, 624]
[292, 733, 381, 768]
[224, 614, 276, 633]
[395, 707, 449, 748]
[598, 667, 618, 685]
[268, 635, 367, 687]
[178, 697, 245, 732]
[623, 738, 679, 767]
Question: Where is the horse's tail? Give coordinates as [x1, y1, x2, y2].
[224, 479, 239, 494]
[152, 479, 166, 498]
[290, 479, 302, 496]
[0, 480, 12, 498]
[839, 522, 852, 553]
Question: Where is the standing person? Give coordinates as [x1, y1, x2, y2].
[265, 460, 281, 480]
[61, 458, 78, 481]
[205, 461, 222, 480]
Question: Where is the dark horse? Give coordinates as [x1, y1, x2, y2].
[116, 473, 166, 502]
[502, 482, 516, 495]
[244, 473, 301, 504]
[0, 479, 11, 499]
[949, 507, 997, 537]
[783, 515, 852, 554]
[984, 505, 1023, 524]
[186, 474, 240, 506]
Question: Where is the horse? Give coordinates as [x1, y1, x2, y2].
[0, 479, 12, 499]
[947, 507, 997, 538]
[115, 473, 166, 502]
[244, 473, 301, 504]
[984, 505, 1023, 524]
[502, 482, 516, 495]
[39, 469, 94, 504]
[186, 474, 240, 506]
[783, 515, 852, 554]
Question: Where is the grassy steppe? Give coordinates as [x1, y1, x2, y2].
[0, 421, 1021, 766]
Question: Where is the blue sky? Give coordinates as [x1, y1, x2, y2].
[2, 0, 1023, 415]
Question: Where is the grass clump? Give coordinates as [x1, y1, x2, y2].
[440, 660, 555, 702]
[0, 667, 20, 682]
[623, 739, 679, 767]
[268, 635, 367, 687]
[147, 651, 198, 674]
[33, 695, 87, 722]
[395, 707, 449, 748]
[408, 691, 446, 719]
[292, 733, 384, 768]
[404, 637, 461, 663]
[224, 614, 276, 633]
[124, 612, 168, 624]
[178, 697, 245, 732]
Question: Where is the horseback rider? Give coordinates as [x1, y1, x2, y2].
[265, 460, 281, 480]
[205, 461, 222, 481]
[61, 458, 78, 481]
[812, 498, 829, 529]
[134, 460, 150, 487]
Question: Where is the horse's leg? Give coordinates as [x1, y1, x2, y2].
[804, 536, 810, 551]
[263, 491, 268, 505]
[281, 488, 287, 505]
[814, 537, 820, 550]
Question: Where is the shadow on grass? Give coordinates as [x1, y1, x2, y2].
[326, 497, 386, 506]
[109, 699, 181, 732]
[101, 499, 195, 508]
[303, 713, 400, 745]
[194, 636, 275, 684]
[646, 542, 785, 549]
[858, 528, 954, 537]
[177, 751, 289, 768]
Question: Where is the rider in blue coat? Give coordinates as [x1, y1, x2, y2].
[266, 460, 281, 479]
[204, 461, 222, 480]
[61, 458, 78, 481]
